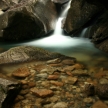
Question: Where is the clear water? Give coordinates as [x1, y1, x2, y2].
[0, 1, 108, 70]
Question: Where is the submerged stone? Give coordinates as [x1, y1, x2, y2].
[31, 88, 54, 98]
[12, 67, 30, 78]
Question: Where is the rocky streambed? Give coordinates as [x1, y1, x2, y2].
[0, 46, 108, 108]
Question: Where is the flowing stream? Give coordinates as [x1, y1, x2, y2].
[0, 1, 108, 69]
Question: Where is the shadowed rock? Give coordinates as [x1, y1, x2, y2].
[85, 11, 108, 53]
[0, 0, 57, 42]
[95, 39, 108, 53]
[91, 11, 108, 42]
[0, 77, 21, 108]
[0, 46, 76, 65]
[63, 0, 104, 34]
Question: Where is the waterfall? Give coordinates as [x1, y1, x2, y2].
[53, 1, 88, 38]
[75, 28, 88, 37]
[53, 1, 70, 35]
[3, 1, 91, 49]
[80, 28, 88, 37]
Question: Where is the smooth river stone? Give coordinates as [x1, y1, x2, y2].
[12, 67, 30, 78]
[31, 88, 54, 98]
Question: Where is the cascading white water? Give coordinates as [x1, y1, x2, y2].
[22, 1, 90, 48]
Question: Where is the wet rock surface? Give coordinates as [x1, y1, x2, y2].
[0, 0, 57, 42]
[0, 77, 21, 108]
[0, 46, 76, 65]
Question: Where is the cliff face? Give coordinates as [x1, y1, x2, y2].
[63, 0, 108, 53]
[0, 0, 57, 42]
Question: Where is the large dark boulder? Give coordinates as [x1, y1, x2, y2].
[62, 0, 105, 34]
[0, 77, 21, 108]
[0, 0, 57, 42]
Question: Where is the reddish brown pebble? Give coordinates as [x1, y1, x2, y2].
[12, 67, 30, 78]
[20, 80, 28, 85]
[62, 76, 78, 84]
[66, 72, 73, 76]
[62, 59, 75, 65]
[50, 81, 64, 86]
[28, 82, 36, 88]
[63, 66, 75, 71]
[73, 63, 84, 69]
[31, 88, 54, 98]
[49, 63, 62, 67]
[47, 75, 59, 80]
